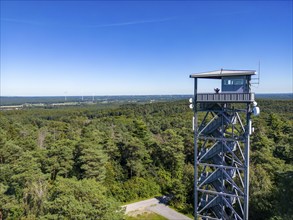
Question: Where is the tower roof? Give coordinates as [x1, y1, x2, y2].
[190, 69, 256, 79]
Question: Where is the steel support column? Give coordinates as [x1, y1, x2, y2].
[193, 78, 198, 220]
[244, 104, 251, 220]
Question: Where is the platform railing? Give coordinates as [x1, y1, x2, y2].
[196, 93, 254, 103]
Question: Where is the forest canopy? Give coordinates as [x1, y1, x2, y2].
[0, 99, 292, 219]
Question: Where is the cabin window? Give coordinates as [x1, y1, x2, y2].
[234, 79, 244, 85]
[224, 79, 244, 85]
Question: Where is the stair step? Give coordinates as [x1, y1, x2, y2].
[200, 113, 236, 136]
[199, 141, 236, 163]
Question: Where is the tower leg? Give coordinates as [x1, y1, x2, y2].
[194, 78, 198, 220]
[244, 105, 251, 220]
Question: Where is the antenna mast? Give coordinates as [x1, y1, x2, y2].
[258, 60, 261, 84]
[251, 61, 261, 85]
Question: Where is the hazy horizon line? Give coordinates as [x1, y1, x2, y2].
[1, 92, 292, 97]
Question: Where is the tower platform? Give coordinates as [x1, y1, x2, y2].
[196, 93, 255, 103]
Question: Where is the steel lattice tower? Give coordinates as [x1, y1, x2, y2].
[190, 70, 259, 220]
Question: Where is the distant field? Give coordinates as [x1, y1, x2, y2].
[0, 93, 291, 106]
[0, 95, 190, 106]
[256, 93, 292, 100]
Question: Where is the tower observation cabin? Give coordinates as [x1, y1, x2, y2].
[190, 69, 256, 103]
[189, 69, 259, 220]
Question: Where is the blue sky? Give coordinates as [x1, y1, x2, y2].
[1, 1, 292, 96]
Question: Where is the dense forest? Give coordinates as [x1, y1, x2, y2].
[0, 99, 292, 219]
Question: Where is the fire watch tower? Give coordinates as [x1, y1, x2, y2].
[189, 69, 260, 220]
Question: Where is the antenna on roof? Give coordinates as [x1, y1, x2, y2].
[251, 61, 260, 85]
[258, 60, 261, 84]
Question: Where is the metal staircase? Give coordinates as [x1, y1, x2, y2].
[195, 107, 246, 220]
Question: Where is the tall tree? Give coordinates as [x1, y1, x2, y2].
[44, 139, 75, 180]
[76, 141, 108, 181]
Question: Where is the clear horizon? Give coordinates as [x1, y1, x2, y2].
[1, 1, 292, 96]
[1, 92, 292, 98]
